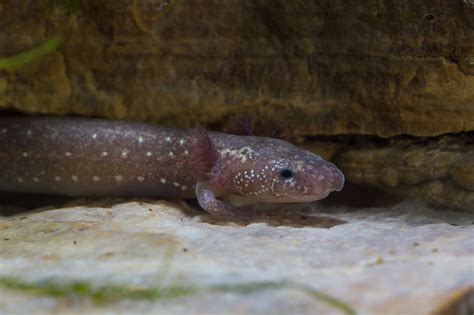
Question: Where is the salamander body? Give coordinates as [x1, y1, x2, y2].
[0, 116, 344, 220]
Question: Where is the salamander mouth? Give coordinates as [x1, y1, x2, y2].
[282, 191, 331, 203]
[237, 191, 332, 204]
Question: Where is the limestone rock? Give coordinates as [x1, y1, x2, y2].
[0, 199, 473, 314]
[1, 1, 474, 137]
[318, 134, 474, 212]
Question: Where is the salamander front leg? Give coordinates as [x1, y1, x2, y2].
[195, 182, 253, 221]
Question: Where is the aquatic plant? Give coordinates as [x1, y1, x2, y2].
[0, 38, 61, 71]
[0, 276, 356, 314]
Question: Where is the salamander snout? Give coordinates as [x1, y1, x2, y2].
[320, 161, 345, 192]
[322, 161, 345, 192]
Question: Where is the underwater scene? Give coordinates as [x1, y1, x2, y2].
[0, 1, 473, 314]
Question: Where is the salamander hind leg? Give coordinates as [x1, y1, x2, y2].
[195, 182, 254, 222]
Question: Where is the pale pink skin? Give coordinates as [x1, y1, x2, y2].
[0, 117, 344, 221]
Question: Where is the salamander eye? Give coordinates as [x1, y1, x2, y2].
[280, 169, 293, 179]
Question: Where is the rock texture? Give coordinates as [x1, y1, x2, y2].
[1, 0, 474, 137]
[0, 199, 473, 314]
[307, 134, 474, 213]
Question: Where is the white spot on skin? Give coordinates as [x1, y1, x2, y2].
[146, 152, 153, 157]
[26, 130, 32, 136]
[165, 137, 171, 143]
[184, 150, 189, 155]
[1, 128, 7, 134]
[173, 182, 180, 187]
[17, 177, 23, 182]
[101, 152, 108, 157]
[179, 138, 186, 146]
[65, 152, 72, 157]
[169, 151, 175, 158]
[121, 151, 128, 158]
[55, 176, 61, 181]
[92, 176, 100, 182]
[181, 185, 188, 191]
[219, 146, 255, 164]
[160, 178, 166, 184]
[71, 175, 78, 182]
[138, 136, 144, 144]
[22, 152, 28, 158]
[33, 177, 39, 182]
[270, 180, 277, 193]
[92, 133, 97, 139]
[137, 176, 145, 182]
[114, 175, 123, 183]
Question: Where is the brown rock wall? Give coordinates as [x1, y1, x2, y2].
[1, 0, 474, 211]
[1, 0, 474, 136]
[313, 134, 474, 212]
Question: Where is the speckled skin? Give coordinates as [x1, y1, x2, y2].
[0, 116, 344, 220]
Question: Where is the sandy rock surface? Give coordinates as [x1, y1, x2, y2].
[0, 198, 472, 314]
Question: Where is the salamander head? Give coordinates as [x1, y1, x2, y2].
[193, 130, 344, 219]
[218, 137, 345, 203]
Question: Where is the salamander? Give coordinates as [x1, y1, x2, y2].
[0, 116, 345, 220]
